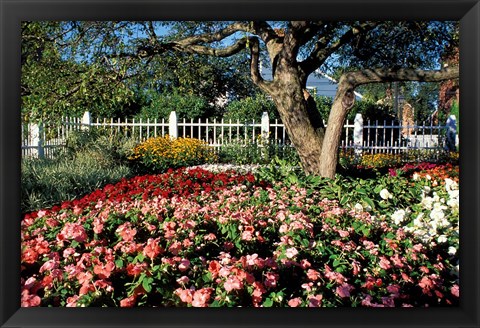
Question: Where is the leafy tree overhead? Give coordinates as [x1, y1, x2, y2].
[21, 21, 255, 122]
[22, 21, 459, 178]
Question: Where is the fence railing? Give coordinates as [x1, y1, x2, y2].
[22, 110, 458, 159]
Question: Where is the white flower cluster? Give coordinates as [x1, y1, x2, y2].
[403, 178, 459, 246]
[187, 164, 261, 174]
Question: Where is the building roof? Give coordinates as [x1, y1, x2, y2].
[261, 66, 363, 99]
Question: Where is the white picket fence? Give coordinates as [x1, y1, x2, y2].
[22, 110, 458, 159]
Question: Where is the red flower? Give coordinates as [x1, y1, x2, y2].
[120, 295, 137, 307]
[93, 261, 115, 279]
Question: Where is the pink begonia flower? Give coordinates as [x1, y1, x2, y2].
[192, 288, 213, 307]
[62, 247, 76, 259]
[21, 289, 41, 307]
[178, 259, 190, 272]
[175, 288, 194, 304]
[76, 271, 93, 285]
[338, 230, 349, 238]
[143, 238, 163, 260]
[451, 284, 459, 297]
[301, 282, 313, 292]
[120, 295, 137, 307]
[183, 239, 193, 248]
[378, 256, 392, 270]
[381, 296, 395, 307]
[79, 283, 95, 296]
[308, 294, 323, 307]
[386, 284, 401, 296]
[204, 233, 217, 241]
[245, 253, 258, 266]
[336, 283, 354, 298]
[285, 247, 299, 259]
[288, 297, 302, 307]
[224, 276, 243, 292]
[168, 241, 182, 255]
[279, 224, 289, 234]
[306, 269, 321, 281]
[390, 254, 405, 268]
[176, 276, 190, 285]
[66, 295, 80, 307]
[39, 259, 58, 273]
[208, 260, 221, 278]
[299, 259, 311, 269]
[93, 261, 115, 279]
[115, 222, 137, 242]
[264, 272, 279, 288]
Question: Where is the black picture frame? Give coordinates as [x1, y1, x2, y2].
[1, 0, 479, 327]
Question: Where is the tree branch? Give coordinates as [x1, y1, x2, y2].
[299, 22, 379, 77]
[249, 37, 272, 93]
[343, 66, 459, 87]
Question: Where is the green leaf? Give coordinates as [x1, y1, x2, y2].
[115, 259, 124, 268]
[263, 298, 274, 307]
[363, 197, 375, 210]
[142, 277, 153, 293]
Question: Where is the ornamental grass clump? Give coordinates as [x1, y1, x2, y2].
[129, 136, 217, 172]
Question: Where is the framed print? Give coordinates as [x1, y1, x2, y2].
[1, 0, 479, 327]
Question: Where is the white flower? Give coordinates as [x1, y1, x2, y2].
[413, 213, 424, 227]
[412, 173, 420, 181]
[430, 208, 445, 221]
[354, 203, 364, 212]
[444, 178, 458, 192]
[380, 188, 393, 200]
[391, 209, 406, 225]
[425, 174, 432, 180]
[421, 196, 434, 210]
[448, 246, 457, 255]
[437, 235, 448, 243]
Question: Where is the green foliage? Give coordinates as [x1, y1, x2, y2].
[137, 90, 213, 120]
[217, 141, 299, 166]
[21, 22, 134, 122]
[223, 94, 278, 123]
[21, 129, 137, 213]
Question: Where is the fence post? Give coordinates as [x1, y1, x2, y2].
[445, 114, 457, 152]
[353, 113, 363, 158]
[81, 111, 91, 130]
[261, 112, 270, 143]
[169, 111, 178, 139]
[260, 111, 270, 160]
[30, 123, 45, 159]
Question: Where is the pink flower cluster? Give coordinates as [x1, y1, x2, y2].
[21, 168, 459, 307]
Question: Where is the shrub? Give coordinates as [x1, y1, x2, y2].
[129, 136, 217, 172]
[223, 93, 278, 123]
[217, 139, 299, 166]
[137, 91, 213, 120]
[21, 129, 137, 213]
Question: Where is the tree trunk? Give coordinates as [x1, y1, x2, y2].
[319, 80, 355, 178]
[268, 69, 326, 176]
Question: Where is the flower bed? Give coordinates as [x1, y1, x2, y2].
[21, 167, 459, 307]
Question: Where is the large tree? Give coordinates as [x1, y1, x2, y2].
[23, 21, 459, 178]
